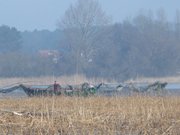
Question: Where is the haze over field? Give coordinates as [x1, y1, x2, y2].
[0, 0, 180, 80]
[0, 0, 180, 31]
[0, 2, 180, 135]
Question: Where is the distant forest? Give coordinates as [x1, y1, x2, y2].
[0, 11, 180, 81]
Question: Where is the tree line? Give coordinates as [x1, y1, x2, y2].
[0, 0, 180, 81]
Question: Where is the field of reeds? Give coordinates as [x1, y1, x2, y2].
[0, 76, 179, 134]
[0, 96, 179, 135]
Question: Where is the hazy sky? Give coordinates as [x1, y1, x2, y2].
[0, 0, 180, 31]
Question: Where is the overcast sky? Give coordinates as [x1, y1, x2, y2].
[0, 0, 180, 31]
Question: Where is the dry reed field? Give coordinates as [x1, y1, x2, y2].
[0, 96, 179, 135]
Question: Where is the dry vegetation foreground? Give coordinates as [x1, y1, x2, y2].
[0, 96, 179, 135]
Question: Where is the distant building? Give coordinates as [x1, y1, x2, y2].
[38, 50, 59, 58]
[38, 50, 60, 63]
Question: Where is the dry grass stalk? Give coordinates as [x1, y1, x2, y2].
[0, 96, 179, 134]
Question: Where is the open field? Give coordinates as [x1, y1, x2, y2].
[0, 96, 179, 134]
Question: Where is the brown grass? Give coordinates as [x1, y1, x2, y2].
[0, 96, 179, 134]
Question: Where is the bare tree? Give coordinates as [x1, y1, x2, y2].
[175, 10, 180, 38]
[59, 0, 111, 74]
